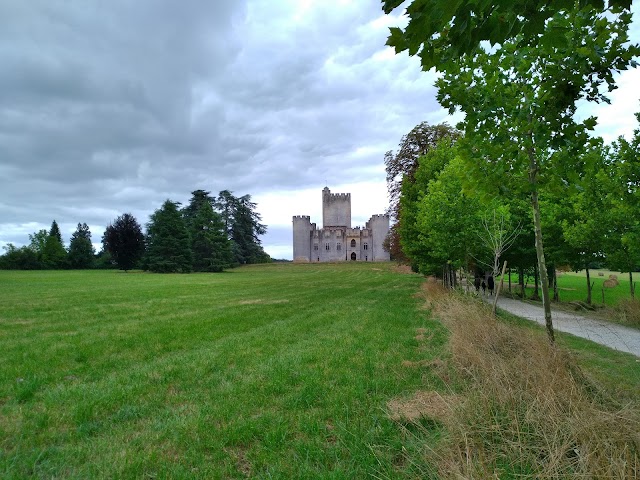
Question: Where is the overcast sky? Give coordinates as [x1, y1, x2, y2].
[1, 1, 639, 260]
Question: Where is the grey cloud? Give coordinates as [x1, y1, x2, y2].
[0, 0, 475, 254]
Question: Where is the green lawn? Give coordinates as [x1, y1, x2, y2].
[1, 264, 637, 479]
[0, 264, 447, 479]
[504, 268, 638, 306]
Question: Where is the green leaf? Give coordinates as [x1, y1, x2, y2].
[386, 27, 408, 52]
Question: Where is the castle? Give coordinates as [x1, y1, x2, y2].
[292, 187, 390, 262]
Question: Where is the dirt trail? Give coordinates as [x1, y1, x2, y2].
[487, 295, 640, 357]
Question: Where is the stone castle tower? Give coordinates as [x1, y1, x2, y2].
[292, 187, 390, 262]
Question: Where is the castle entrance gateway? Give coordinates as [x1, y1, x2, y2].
[292, 187, 390, 263]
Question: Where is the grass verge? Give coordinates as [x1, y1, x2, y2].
[409, 280, 640, 478]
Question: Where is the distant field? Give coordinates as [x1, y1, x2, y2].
[504, 269, 638, 306]
[0, 264, 447, 478]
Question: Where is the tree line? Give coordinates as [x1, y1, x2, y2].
[0, 190, 270, 273]
[383, 0, 639, 341]
[386, 120, 639, 305]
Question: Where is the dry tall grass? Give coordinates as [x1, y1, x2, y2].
[615, 298, 640, 327]
[418, 281, 640, 478]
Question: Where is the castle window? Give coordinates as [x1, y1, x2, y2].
[325, 243, 330, 250]
[350, 239, 356, 248]
[336, 242, 341, 251]
[313, 244, 318, 251]
[363, 243, 368, 250]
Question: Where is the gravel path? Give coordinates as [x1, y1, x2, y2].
[488, 295, 640, 357]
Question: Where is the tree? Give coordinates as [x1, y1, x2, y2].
[49, 220, 63, 244]
[42, 220, 67, 269]
[215, 191, 269, 265]
[184, 190, 234, 272]
[383, 0, 633, 72]
[29, 229, 48, 256]
[182, 189, 216, 224]
[606, 118, 640, 298]
[396, 137, 459, 271]
[68, 223, 95, 269]
[561, 144, 610, 304]
[102, 213, 145, 272]
[478, 207, 523, 279]
[190, 201, 233, 272]
[145, 200, 192, 273]
[415, 155, 483, 281]
[384, 122, 460, 261]
[27, 229, 49, 268]
[0, 244, 40, 270]
[385, 0, 639, 342]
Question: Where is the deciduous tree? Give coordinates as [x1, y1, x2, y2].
[605, 126, 640, 297]
[385, 0, 639, 341]
[415, 155, 483, 280]
[384, 122, 459, 260]
[383, 0, 633, 71]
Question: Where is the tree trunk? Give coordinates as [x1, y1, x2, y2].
[492, 261, 508, 316]
[525, 133, 554, 341]
[586, 267, 592, 305]
[531, 190, 554, 342]
[630, 271, 635, 299]
[519, 266, 525, 299]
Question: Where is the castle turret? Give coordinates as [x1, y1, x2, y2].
[292, 215, 314, 262]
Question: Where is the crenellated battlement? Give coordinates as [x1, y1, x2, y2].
[325, 192, 350, 201]
[368, 214, 388, 220]
[292, 215, 311, 221]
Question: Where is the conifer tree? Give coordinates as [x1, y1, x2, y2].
[190, 201, 233, 272]
[102, 213, 145, 272]
[49, 220, 63, 244]
[42, 220, 67, 269]
[145, 200, 193, 273]
[68, 223, 95, 269]
[215, 191, 269, 265]
[184, 190, 234, 272]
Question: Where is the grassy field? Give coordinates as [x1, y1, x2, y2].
[0, 263, 448, 479]
[504, 268, 638, 306]
[1, 264, 638, 478]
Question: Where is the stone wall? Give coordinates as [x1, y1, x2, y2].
[366, 214, 390, 261]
